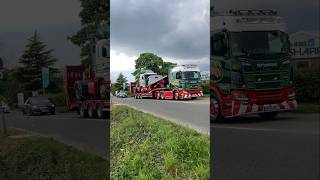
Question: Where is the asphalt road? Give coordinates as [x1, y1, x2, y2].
[4, 110, 109, 159]
[211, 113, 320, 180]
[112, 96, 210, 133]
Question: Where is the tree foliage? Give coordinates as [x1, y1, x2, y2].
[68, 0, 109, 67]
[132, 53, 176, 82]
[114, 73, 128, 92]
[16, 31, 58, 92]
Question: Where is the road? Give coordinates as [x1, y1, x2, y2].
[112, 96, 210, 133]
[4, 110, 109, 159]
[211, 113, 319, 180]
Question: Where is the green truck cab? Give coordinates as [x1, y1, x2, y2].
[211, 10, 297, 122]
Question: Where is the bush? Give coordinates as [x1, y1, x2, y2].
[294, 69, 320, 103]
[201, 81, 210, 95]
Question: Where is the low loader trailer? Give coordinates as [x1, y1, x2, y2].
[132, 64, 204, 100]
[64, 38, 110, 118]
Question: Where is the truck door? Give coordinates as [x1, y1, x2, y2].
[211, 31, 231, 94]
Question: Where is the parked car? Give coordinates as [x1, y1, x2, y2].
[0, 101, 10, 113]
[116, 91, 127, 98]
[22, 97, 55, 115]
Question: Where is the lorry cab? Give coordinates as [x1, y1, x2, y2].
[211, 10, 297, 122]
[168, 64, 202, 90]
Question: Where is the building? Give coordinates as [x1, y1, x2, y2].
[289, 31, 320, 69]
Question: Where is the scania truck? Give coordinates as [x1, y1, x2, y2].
[131, 64, 203, 100]
[210, 10, 297, 122]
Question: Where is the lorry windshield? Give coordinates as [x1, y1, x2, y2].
[182, 71, 200, 80]
[230, 31, 289, 56]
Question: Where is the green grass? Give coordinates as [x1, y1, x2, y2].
[296, 103, 320, 113]
[111, 105, 210, 180]
[0, 129, 108, 180]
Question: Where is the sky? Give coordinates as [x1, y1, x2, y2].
[0, 0, 81, 68]
[110, 0, 210, 82]
[0, 0, 318, 82]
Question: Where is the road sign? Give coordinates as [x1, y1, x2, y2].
[42, 67, 49, 89]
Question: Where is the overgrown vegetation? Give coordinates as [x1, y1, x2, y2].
[0, 129, 108, 179]
[294, 68, 320, 103]
[111, 105, 210, 179]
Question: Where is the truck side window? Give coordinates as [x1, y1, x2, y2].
[102, 47, 107, 57]
[176, 72, 181, 79]
[213, 33, 228, 56]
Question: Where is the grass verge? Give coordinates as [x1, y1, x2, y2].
[0, 129, 108, 180]
[111, 105, 210, 180]
[296, 103, 320, 113]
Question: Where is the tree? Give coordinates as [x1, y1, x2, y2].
[114, 73, 128, 92]
[68, 0, 109, 67]
[132, 52, 176, 82]
[16, 31, 58, 92]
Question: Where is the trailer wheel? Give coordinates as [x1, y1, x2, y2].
[97, 106, 106, 119]
[88, 106, 97, 118]
[173, 91, 179, 100]
[160, 91, 165, 100]
[258, 112, 279, 120]
[211, 93, 223, 123]
[80, 106, 88, 118]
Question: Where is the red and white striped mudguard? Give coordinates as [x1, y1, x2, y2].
[225, 100, 297, 118]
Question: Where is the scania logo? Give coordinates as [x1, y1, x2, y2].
[256, 63, 278, 68]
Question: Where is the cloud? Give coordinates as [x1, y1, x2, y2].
[110, 50, 137, 71]
[111, 0, 210, 64]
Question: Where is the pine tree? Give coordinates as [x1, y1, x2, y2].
[17, 31, 58, 91]
[114, 73, 128, 91]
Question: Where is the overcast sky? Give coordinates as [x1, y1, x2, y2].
[0, 0, 81, 68]
[110, 0, 210, 81]
[0, 0, 318, 81]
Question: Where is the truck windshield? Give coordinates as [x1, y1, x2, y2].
[182, 71, 200, 80]
[230, 31, 289, 56]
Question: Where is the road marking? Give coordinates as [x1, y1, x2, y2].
[212, 125, 319, 135]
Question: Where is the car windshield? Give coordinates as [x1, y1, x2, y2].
[182, 71, 200, 80]
[30, 98, 50, 104]
[230, 31, 289, 56]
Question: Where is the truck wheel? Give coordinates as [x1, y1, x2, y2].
[88, 106, 96, 118]
[97, 106, 106, 119]
[173, 91, 179, 100]
[156, 92, 160, 100]
[258, 112, 279, 120]
[80, 106, 88, 118]
[160, 91, 165, 100]
[211, 94, 223, 123]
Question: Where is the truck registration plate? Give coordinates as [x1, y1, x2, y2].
[263, 104, 278, 112]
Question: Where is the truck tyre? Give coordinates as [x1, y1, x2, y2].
[88, 106, 96, 118]
[211, 93, 223, 123]
[80, 106, 88, 118]
[97, 106, 106, 119]
[156, 92, 160, 100]
[160, 91, 165, 100]
[173, 91, 179, 100]
[258, 112, 279, 120]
